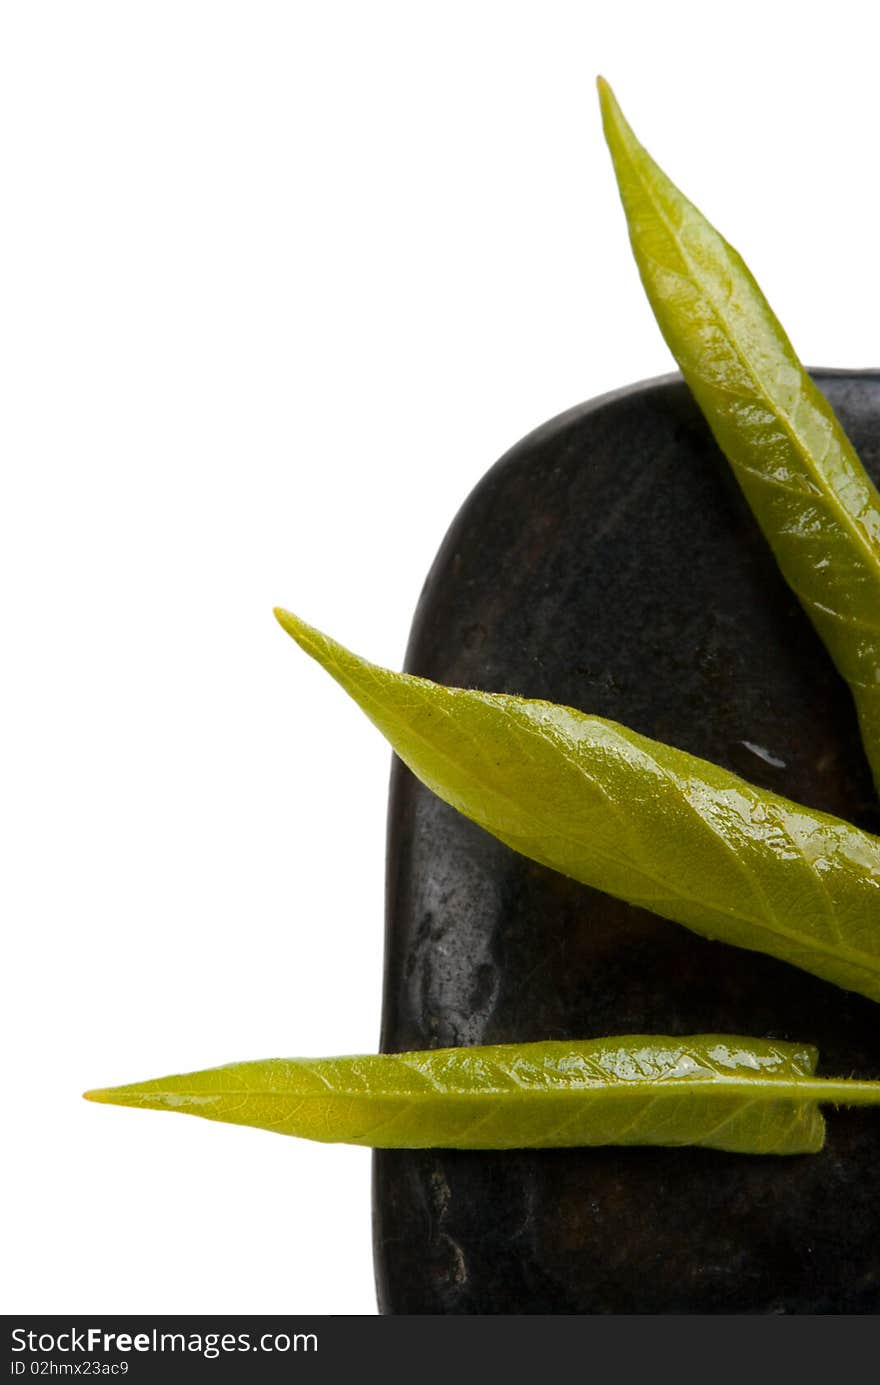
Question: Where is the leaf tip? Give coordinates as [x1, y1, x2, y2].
[273, 606, 365, 696]
[596, 74, 618, 107]
[82, 1086, 116, 1105]
[273, 604, 296, 632]
[596, 75, 630, 145]
[273, 606, 315, 651]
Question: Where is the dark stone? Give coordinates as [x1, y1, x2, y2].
[373, 371, 880, 1314]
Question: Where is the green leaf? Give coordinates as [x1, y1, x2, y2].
[275, 609, 880, 1002]
[84, 1034, 858, 1154]
[597, 78, 880, 794]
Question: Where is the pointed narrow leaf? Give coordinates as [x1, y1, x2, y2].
[598, 79, 880, 792]
[85, 1034, 846, 1154]
[275, 609, 880, 1001]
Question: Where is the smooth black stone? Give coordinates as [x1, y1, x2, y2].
[373, 371, 880, 1315]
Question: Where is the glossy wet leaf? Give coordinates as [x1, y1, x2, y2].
[275, 609, 880, 1002]
[84, 1033, 863, 1155]
[598, 78, 880, 794]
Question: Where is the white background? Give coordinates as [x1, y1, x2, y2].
[3, 1, 879, 1316]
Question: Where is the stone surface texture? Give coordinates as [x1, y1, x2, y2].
[374, 372, 880, 1314]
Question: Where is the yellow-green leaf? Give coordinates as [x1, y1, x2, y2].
[275, 609, 880, 1002]
[598, 78, 880, 794]
[84, 1034, 851, 1155]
